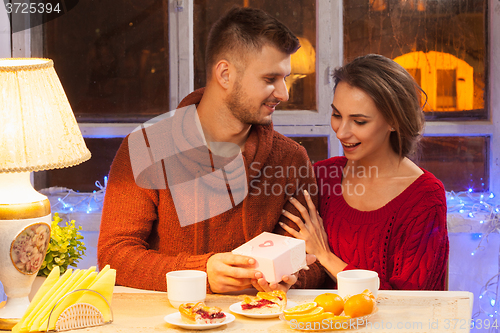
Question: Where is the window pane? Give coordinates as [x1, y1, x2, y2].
[288, 137, 329, 165]
[35, 138, 123, 192]
[35, 136, 328, 191]
[193, 1, 316, 111]
[44, 1, 169, 122]
[436, 69, 458, 110]
[344, 0, 486, 120]
[417, 136, 488, 192]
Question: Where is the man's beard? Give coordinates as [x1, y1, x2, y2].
[225, 80, 273, 126]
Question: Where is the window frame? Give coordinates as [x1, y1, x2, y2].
[0, 2, 10, 58]
[423, 0, 498, 194]
[271, 0, 341, 158]
[3, 0, 498, 193]
[165, 0, 341, 158]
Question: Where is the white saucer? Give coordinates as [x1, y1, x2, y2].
[164, 312, 235, 330]
[229, 301, 298, 319]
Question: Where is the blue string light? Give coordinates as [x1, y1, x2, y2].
[39, 182, 500, 323]
[39, 178, 107, 215]
[451, 189, 500, 324]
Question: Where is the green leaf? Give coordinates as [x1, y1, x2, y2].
[39, 212, 86, 276]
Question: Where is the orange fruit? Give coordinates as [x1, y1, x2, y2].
[314, 293, 344, 315]
[294, 311, 329, 323]
[295, 312, 350, 323]
[283, 305, 324, 321]
[283, 302, 317, 315]
[361, 289, 376, 301]
[343, 290, 375, 318]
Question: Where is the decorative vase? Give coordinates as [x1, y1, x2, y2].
[0, 173, 51, 330]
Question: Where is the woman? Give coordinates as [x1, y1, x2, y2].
[280, 54, 449, 290]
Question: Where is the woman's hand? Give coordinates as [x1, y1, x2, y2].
[279, 190, 331, 261]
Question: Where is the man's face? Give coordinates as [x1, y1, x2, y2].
[224, 44, 291, 125]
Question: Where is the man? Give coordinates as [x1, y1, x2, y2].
[98, 6, 325, 293]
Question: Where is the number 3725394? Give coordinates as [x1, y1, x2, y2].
[444, 318, 499, 330]
[5, 2, 61, 14]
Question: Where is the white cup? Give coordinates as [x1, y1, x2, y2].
[337, 269, 380, 299]
[166, 270, 207, 309]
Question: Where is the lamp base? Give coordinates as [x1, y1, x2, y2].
[0, 213, 51, 322]
[0, 172, 52, 323]
[0, 317, 19, 330]
[0, 296, 30, 330]
[0, 296, 30, 318]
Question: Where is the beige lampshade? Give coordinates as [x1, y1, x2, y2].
[0, 58, 91, 172]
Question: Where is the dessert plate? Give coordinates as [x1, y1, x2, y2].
[164, 312, 235, 330]
[229, 301, 298, 319]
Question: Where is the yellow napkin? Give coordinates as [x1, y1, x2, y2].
[12, 265, 116, 333]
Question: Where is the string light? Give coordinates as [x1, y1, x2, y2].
[37, 183, 500, 324]
[39, 177, 107, 215]
[450, 189, 500, 325]
[476, 273, 500, 320]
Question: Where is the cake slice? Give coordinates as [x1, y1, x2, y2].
[179, 302, 226, 324]
[241, 290, 287, 314]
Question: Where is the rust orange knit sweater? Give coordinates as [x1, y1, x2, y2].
[98, 88, 326, 292]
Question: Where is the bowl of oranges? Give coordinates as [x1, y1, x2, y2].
[280, 290, 378, 331]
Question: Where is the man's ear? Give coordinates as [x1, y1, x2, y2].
[214, 59, 230, 89]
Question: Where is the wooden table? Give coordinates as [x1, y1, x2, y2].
[75, 287, 473, 333]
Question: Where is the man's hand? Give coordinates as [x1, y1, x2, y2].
[206, 252, 260, 293]
[251, 254, 317, 292]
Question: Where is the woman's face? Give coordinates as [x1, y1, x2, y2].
[331, 82, 394, 163]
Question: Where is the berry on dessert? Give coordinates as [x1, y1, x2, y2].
[241, 290, 287, 314]
[179, 302, 226, 324]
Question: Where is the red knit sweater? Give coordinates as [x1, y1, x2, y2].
[315, 157, 449, 290]
[98, 89, 326, 292]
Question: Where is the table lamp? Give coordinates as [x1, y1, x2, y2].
[0, 58, 91, 329]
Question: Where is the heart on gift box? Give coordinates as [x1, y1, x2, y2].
[259, 240, 274, 247]
[5, 0, 80, 33]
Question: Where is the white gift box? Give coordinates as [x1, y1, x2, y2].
[232, 232, 307, 283]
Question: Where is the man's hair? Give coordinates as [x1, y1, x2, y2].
[333, 54, 426, 159]
[205, 6, 300, 79]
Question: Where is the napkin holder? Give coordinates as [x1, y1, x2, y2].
[46, 289, 113, 332]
